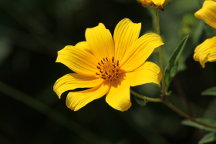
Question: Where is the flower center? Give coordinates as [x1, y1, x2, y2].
[96, 57, 124, 82]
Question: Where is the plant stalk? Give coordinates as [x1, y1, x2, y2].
[163, 101, 216, 129]
[131, 90, 161, 102]
[132, 90, 216, 130]
[152, 8, 166, 98]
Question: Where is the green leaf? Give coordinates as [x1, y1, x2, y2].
[202, 87, 216, 96]
[182, 118, 216, 132]
[199, 133, 216, 144]
[164, 35, 189, 89]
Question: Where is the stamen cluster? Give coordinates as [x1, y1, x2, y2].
[96, 57, 122, 81]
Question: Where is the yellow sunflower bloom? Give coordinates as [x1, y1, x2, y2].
[53, 18, 164, 111]
[194, 36, 216, 68]
[194, 0, 216, 29]
[193, 0, 216, 67]
[138, 0, 168, 10]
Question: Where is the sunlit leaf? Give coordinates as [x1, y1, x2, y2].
[199, 133, 216, 144]
[202, 87, 216, 96]
[164, 35, 189, 89]
[182, 118, 216, 132]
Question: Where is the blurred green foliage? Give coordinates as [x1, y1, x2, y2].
[164, 35, 189, 90]
[202, 87, 216, 96]
[198, 133, 216, 144]
[0, 0, 216, 144]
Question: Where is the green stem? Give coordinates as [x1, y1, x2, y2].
[0, 81, 110, 144]
[163, 101, 216, 130]
[152, 8, 166, 98]
[132, 91, 216, 130]
[131, 90, 162, 102]
[152, 8, 160, 34]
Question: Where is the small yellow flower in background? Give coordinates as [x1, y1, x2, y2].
[193, 0, 216, 68]
[138, 0, 168, 10]
[194, 37, 216, 68]
[53, 18, 164, 111]
[194, 0, 216, 29]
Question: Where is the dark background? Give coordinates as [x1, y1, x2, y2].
[1, 0, 216, 144]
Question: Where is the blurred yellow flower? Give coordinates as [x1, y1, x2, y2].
[194, 0, 216, 68]
[53, 18, 164, 111]
[138, 0, 168, 10]
[195, 0, 216, 29]
[194, 37, 216, 68]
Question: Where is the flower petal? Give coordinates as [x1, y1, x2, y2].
[139, 0, 153, 6]
[114, 18, 141, 61]
[121, 33, 164, 72]
[138, 0, 167, 9]
[152, 0, 166, 7]
[66, 83, 110, 111]
[56, 45, 98, 76]
[194, 36, 216, 68]
[106, 80, 131, 111]
[126, 61, 162, 87]
[53, 73, 103, 98]
[85, 23, 115, 59]
[75, 41, 88, 49]
[195, 0, 216, 29]
[75, 41, 93, 53]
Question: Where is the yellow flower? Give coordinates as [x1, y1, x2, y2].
[194, 0, 216, 29]
[138, 0, 168, 10]
[53, 18, 164, 111]
[194, 36, 216, 68]
[193, 0, 216, 67]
